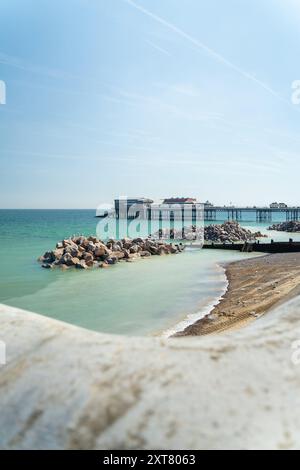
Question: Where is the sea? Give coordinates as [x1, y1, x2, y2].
[0, 209, 299, 336]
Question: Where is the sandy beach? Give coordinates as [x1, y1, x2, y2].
[175, 252, 300, 336]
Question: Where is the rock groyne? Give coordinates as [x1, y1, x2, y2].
[154, 221, 266, 243]
[268, 221, 300, 232]
[38, 236, 184, 270]
[204, 221, 266, 243]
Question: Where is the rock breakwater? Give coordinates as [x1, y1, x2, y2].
[268, 221, 300, 232]
[38, 236, 184, 270]
[154, 221, 266, 243]
[204, 221, 266, 243]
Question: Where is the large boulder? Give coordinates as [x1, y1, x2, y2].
[75, 260, 88, 270]
[94, 244, 109, 258]
[111, 243, 122, 252]
[64, 245, 79, 257]
[42, 263, 53, 269]
[74, 236, 86, 246]
[106, 257, 118, 265]
[42, 251, 56, 263]
[82, 252, 93, 261]
[133, 237, 143, 243]
[99, 262, 110, 268]
[79, 238, 89, 249]
[59, 253, 74, 266]
[78, 245, 85, 254]
[123, 241, 132, 250]
[147, 245, 159, 255]
[53, 248, 64, 259]
[111, 250, 125, 260]
[88, 236, 98, 243]
[62, 239, 76, 248]
[70, 257, 80, 266]
[86, 241, 96, 252]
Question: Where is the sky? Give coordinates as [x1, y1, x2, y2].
[0, 0, 300, 208]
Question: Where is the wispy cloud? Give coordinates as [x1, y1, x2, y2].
[2, 149, 138, 163]
[171, 83, 201, 97]
[10, 77, 138, 111]
[3, 148, 283, 178]
[0, 51, 68, 79]
[145, 39, 171, 57]
[116, 89, 224, 122]
[123, 0, 288, 105]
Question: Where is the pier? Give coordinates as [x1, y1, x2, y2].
[204, 206, 300, 222]
[107, 199, 300, 223]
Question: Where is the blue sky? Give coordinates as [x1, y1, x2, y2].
[0, 0, 300, 208]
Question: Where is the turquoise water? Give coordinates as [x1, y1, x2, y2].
[0, 210, 299, 336]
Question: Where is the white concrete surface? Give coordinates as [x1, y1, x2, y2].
[0, 299, 300, 450]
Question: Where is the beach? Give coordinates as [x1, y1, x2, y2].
[175, 252, 300, 336]
[0, 210, 261, 336]
[1, 209, 300, 337]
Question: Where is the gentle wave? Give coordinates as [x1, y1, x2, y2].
[161, 263, 229, 338]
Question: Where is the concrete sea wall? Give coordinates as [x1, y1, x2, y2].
[0, 300, 300, 449]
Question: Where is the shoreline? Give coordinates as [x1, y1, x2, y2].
[174, 252, 300, 337]
[161, 263, 229, 338]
